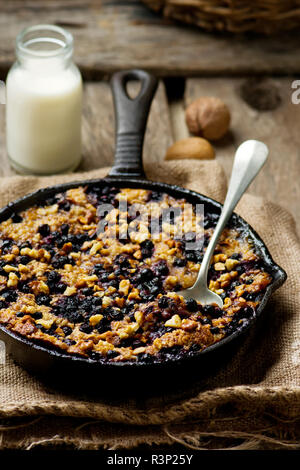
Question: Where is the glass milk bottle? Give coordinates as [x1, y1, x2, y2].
[6, 24, 82, 174]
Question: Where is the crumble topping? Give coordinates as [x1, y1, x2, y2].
[0, 186, 272, 363]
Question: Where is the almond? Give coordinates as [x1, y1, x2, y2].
[165, 137, 215, 161]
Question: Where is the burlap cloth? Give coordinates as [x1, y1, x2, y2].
[0, 159, 299, 450]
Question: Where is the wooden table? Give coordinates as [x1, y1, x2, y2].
[1, 0, 299, 232]
[0, 0, 299, 230]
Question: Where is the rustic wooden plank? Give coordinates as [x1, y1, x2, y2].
[184, 78, 300, 229]
[0, 80, 172, 177]
[1, 1, 300, 79]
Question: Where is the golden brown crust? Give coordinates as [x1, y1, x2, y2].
[0, 186, 272, 363]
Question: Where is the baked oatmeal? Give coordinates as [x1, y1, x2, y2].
[0, 185, 272, 363]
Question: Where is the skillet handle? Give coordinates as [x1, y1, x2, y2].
[108, 69, 158, 178]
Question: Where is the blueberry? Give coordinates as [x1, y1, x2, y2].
[173, 258, 187, 267]
[52, 256, 69, 269]
[93, 297, 103, 307]
[17, 281, 31, 293]
[140, 239, 154, 259]
[158, 296, 170, 309]
[185, 298, 198, 312]
[66, 311, 84, 323]
[61, 224, 69, 235]
[0, 300, 7, 309]
[161, 310, 172, 320]
[203, 304, 217, 317]
[139, 268, 153, 281]
[56, 235, 69, 248]
[64, 339, 76, 346]
[203, 213, 219, 229]
[36, 294, 51, 306]
[122, 300, 136, 316]
[19, 255, 31, 265]
[186, 251, 196, 262]
[30, 311, 43, 320]
[19, 241, 32, 250]
[235, 265, 245, 275]
[38, 224, 50, 237]
[148, 283, 161, 296]
[200, 317, 212, 326]
[230, 253, 240, 260]
[62, 326, 72, 336]
[94, 263, 105, 275]
[148, 191, 162, 201]
[1, 239, 13, 253]
[210, 326, 220, 335]
[81, 287, 94, 297]
[106, 349, 118, 359]
[105, 307, 123, 321]
[79, 322, 93, 334]
[244, 292, 259, 302]
[115, 254, 130, 268]
[58, 200, 71, 211]
[137, 353, 153, 363]
[80, 297, 94, 311]
[45, 196, 58, 206]
[1, 290, 17, 303]
[97, 319, 110, 334]
[53, 282, 67, 294]
[153, 260, 169, 276]
[47, 271, 61, 283]
[16, 312, 25, 317]
[89, 351, 102, 361]
[11, 212, 22, 223]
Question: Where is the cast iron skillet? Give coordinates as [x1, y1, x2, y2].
[0, 70, 287, 390]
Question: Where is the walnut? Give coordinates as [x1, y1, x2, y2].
[185, 97, 230, 141]
[165, 137, 215, 161]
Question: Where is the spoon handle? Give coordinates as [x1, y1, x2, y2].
[198, 140, 269, 285]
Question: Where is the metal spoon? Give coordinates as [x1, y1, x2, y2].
[178, 140, 269, 308]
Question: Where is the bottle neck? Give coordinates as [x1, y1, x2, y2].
[16, 24, 73, 73]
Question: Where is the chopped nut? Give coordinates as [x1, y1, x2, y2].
[214, 262, 226, 271]
[181, 319, 198, 331]
[36, 318, 54, 329]
[20, 247, 39, 259]
[225, 258, 240, 271]
[119, 279, 130, 296]
[7, 272, 18, 287]
[102, 296, 112, 308]
[134, 310, 143, 325]
[3, 264, 18, 273]
[38, 281, 49, 294]
[64, 286, 77, 296]
[64, 264, 73, 271]
[89, 314, 103, 327]
[165, 275, 179, 287]
[90, 241, 102, 255]
[62, 242, 72, 254]
[165, 314, 182, 328]
[213, 253, 227, 263]
[18, 264, 29, 273]
[223, 297, 232, 308]
[133, 347, 146, 355]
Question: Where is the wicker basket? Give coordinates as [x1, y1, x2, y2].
[141, 0, 300, 34]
